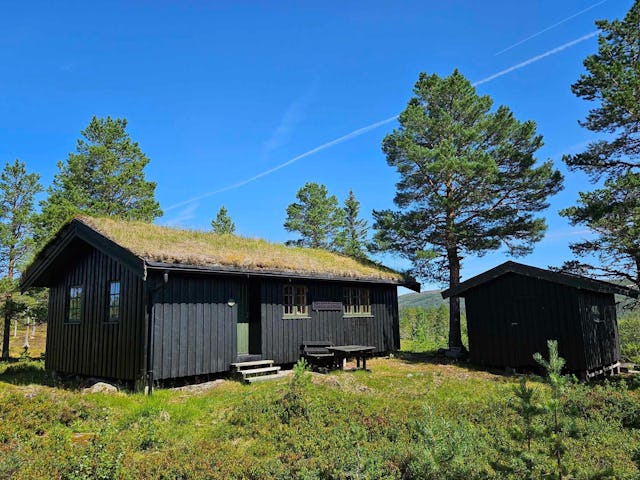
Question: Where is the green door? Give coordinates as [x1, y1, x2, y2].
[237, 284, 249, 355]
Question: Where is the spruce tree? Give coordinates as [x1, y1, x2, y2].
[36, 116, 162, 244]
[373, 70, 563, 352]
[335, 189, 369, 259]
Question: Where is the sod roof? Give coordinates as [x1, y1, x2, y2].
[73, 216, 414, 285]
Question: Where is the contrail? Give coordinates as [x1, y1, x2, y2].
[495, 0, 607, 56]
[165, 115, 398, 211]
[474, 31, 598, 86]
[165, 31, 599, 212]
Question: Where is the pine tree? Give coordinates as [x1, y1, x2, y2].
[560, 2, 640, 295]
[35, 116, 162, 244]
[373, 70, 563, 352]
[284, 182, 345, 249]
[335, 190, 369, 259]
[0, 160, 42, 359]
[211, 206, 236, 234]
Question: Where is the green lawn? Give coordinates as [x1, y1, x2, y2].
[1, 354, 640, 479]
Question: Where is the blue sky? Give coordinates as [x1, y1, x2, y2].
[0, 1, 633, 291]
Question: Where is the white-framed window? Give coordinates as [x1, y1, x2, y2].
[107, 281, 121, 322]
[343, 287, 371, 316]
[67, 286, 83, 323]
[283, 284, 309, 317]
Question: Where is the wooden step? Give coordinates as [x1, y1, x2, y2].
[241, 366, 281, 377]
[231, 360, 274, 370]
[245, 372, 289, 383]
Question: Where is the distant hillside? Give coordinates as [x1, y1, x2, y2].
[398, 290, 447, 309]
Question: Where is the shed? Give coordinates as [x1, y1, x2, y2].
[441, 261, 638, 375]
[20, 216, 419, 390]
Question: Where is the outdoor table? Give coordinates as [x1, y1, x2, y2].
[327, 345, 376, 371]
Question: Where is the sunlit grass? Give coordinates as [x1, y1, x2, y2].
[78, 215, 406, 281]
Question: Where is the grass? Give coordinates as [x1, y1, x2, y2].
[7, 323, 47, 359]
[75, 216, 407, 282]
[1, 351, 639, 479]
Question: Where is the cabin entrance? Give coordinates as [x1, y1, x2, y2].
[237, 280, 262, 356]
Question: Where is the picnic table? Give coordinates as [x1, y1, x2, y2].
[327, 345, 376, 371]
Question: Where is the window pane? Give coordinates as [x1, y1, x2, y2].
[108, 281, 120, 322]
[68, 286, 83, 323]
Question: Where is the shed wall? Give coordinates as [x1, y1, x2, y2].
[577, 291, 620, 370]
[45, 244, 145, 381]
[464, 273, 589, 370]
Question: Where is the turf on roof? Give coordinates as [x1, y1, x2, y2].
[77, 216, 406, 281]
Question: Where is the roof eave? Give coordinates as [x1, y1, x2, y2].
[145, 260, 420, 290]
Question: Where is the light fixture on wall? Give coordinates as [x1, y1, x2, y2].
[227, 299, 236, 307]
[163, 271, 169, 284]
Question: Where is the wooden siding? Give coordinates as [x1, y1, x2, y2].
[262, 281, 399, 365]
[464, 273, 586, 369]
[151, 273, 240, 379]
[464, 272, 620, 371]
[45, 244, 145, 381]
[577, 291, 620, 370]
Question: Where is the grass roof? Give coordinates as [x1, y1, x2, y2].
[76, 216, 408, 282]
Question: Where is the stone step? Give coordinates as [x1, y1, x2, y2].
[241, 366, 281, 377]
[245, 372, 289, 384]
[231, 360, 274, 370]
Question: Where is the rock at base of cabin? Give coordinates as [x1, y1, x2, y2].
[83, 382, 118, 394]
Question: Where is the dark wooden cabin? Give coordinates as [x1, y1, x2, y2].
[20, 216, 419, 390]
[442, 261, 637, 375]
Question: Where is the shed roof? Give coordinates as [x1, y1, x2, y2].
[441, 261, 638, 299]
[21, 216, 420, 291]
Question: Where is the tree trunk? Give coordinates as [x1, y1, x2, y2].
[2, 294, 12, 359]
[23, 320, 30, 349]
[447, 247, 463, 350]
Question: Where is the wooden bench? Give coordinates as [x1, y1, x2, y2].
[300, 341, 335, 371]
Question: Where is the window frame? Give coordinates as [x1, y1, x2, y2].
[343, 287, 372, 317]
[106, 280, 121, 323]
[283, 284, 310, 318]
[66, 285, 83, 324]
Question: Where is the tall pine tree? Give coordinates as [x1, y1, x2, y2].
[0, 160, 42, 359]
[373, 71, 563, 352]
[36, 116, 162, 244]
[560, 2, 640, 295]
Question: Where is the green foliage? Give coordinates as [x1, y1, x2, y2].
[400, 305, 456, 351]
[36, 116, 162, 244]
[284, 182, 344, 249]
[210, 205, 236, 234]
[0, 159, 42, 277]
[564, 1, 640, 179]
[534, 340, 572, 479]
[2, 357, 640, 479]
[279, 358, 311, 424]
[619, 311, 640, 364]
[0, 159, 42, 359]
[561, 3, 640, 296]
[334, 189, 369, 259]
[373, 70, 563, 349]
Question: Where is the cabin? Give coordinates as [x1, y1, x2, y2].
[20, 216, 419, 390]
[442, 261, 638, 376]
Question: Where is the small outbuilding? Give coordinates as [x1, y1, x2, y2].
[20, 216, 419, 390]
[442, 261, 638, 376]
